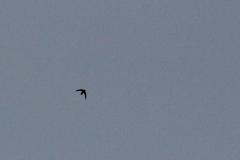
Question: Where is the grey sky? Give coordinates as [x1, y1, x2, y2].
[1, 1, 240, 159]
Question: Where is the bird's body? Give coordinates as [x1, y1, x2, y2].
[76, 89, 87, 99]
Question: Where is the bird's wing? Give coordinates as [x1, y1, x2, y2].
[76, 89, 84, 91]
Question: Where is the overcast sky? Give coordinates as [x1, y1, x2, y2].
[1, 1, 240, 159]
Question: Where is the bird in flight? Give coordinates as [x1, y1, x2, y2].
[76, 89, 87, 99]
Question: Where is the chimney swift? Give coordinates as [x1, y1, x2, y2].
[76, 89, 87, 99]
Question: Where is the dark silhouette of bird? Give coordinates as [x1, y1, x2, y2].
[76, 89, 87, 99]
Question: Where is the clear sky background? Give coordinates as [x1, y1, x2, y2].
[1, 1, 239, 159]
